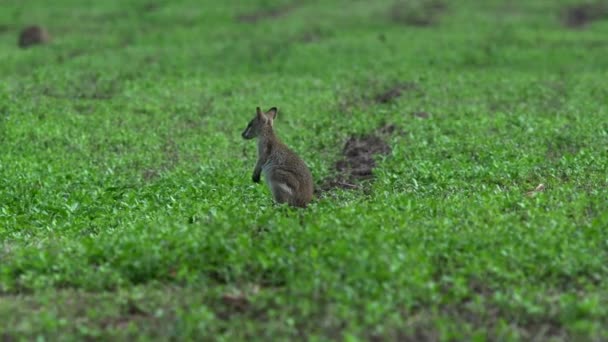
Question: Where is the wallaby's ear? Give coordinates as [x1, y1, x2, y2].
[266, 107, 278, 120]
[256, 107, 263, 119]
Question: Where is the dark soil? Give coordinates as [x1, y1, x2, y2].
[317, 125, 397, 194]
[375, 82, 417, 104]
[237, 3, 299, 23]
[142, 2, 161, 12]
[18, 25, 51, 48]
[142, 139, 180, 182]
[561, 2, 608, 28]
[297, 27, 328, 43]
[412, 111, 430, 119]
[337, 80, 420, 115]
[377, 123, 406, 136]
[221, 293, 250, 314]
[336, 135, 391, 178]
[389, 0, 446, 27]
[56, 49, 86, 64]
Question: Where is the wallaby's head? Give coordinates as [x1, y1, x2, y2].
[241, 107, 278, 140]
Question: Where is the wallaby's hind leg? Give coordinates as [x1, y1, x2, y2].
[269, 170, 299, 206]
[270, 182, 292, 205]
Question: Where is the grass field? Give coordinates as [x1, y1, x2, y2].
[1, 0, 608, 340]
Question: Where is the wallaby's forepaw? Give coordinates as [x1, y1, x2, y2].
[252, 174, 261, 183]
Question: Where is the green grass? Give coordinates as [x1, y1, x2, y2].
[1, 0, 608, 340]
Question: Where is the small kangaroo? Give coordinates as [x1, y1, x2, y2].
[18, 25, 51, 48]
[242, 107, 313, 208]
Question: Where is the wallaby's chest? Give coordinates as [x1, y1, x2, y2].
[257, 138, 279, 164]
[257, 140, 285, 176]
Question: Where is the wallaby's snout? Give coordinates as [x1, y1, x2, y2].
[242, 121, 254, 139]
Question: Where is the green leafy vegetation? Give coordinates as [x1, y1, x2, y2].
[1, 0, 607, 340]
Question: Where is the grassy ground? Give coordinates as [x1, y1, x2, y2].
[1, 0, 607, 340]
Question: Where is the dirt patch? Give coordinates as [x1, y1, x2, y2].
[142, 2, 161, 12]
[142, 169, 160, 182]
[561, 2, 608, 28]
[74, 74, 122, 100]
[375, 82, 417, 104]
[297, 27, 329, 44]
[219, 285, 260, 319]
[162, 138, 180, 168]
[429, 276, 567, 341]
[317, 125, 396, 194]
[389, 0, 446, 27]
[56, 49, 87, 63]
[337, 135, 390, 178]
[215, 287, 273, 322]
[221, 293, 251, 315]
[337, 80, 420, 114]
[546, 133, 581, 161]
[377, 123, 407, 136]
[412, 111, 430, 119]
[99, 299, 149, 329]
[39, 71, 140, 100]
[18, 25, 51, 48]
[142, 139, 180, 181]
[237, 2, 299, 23]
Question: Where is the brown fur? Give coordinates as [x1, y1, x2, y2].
[242, 107, 313, 208]
[18, 26, 51, 48]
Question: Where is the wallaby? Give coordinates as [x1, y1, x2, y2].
[18, 25, 51, 48]
[242, 107, 314, 208]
